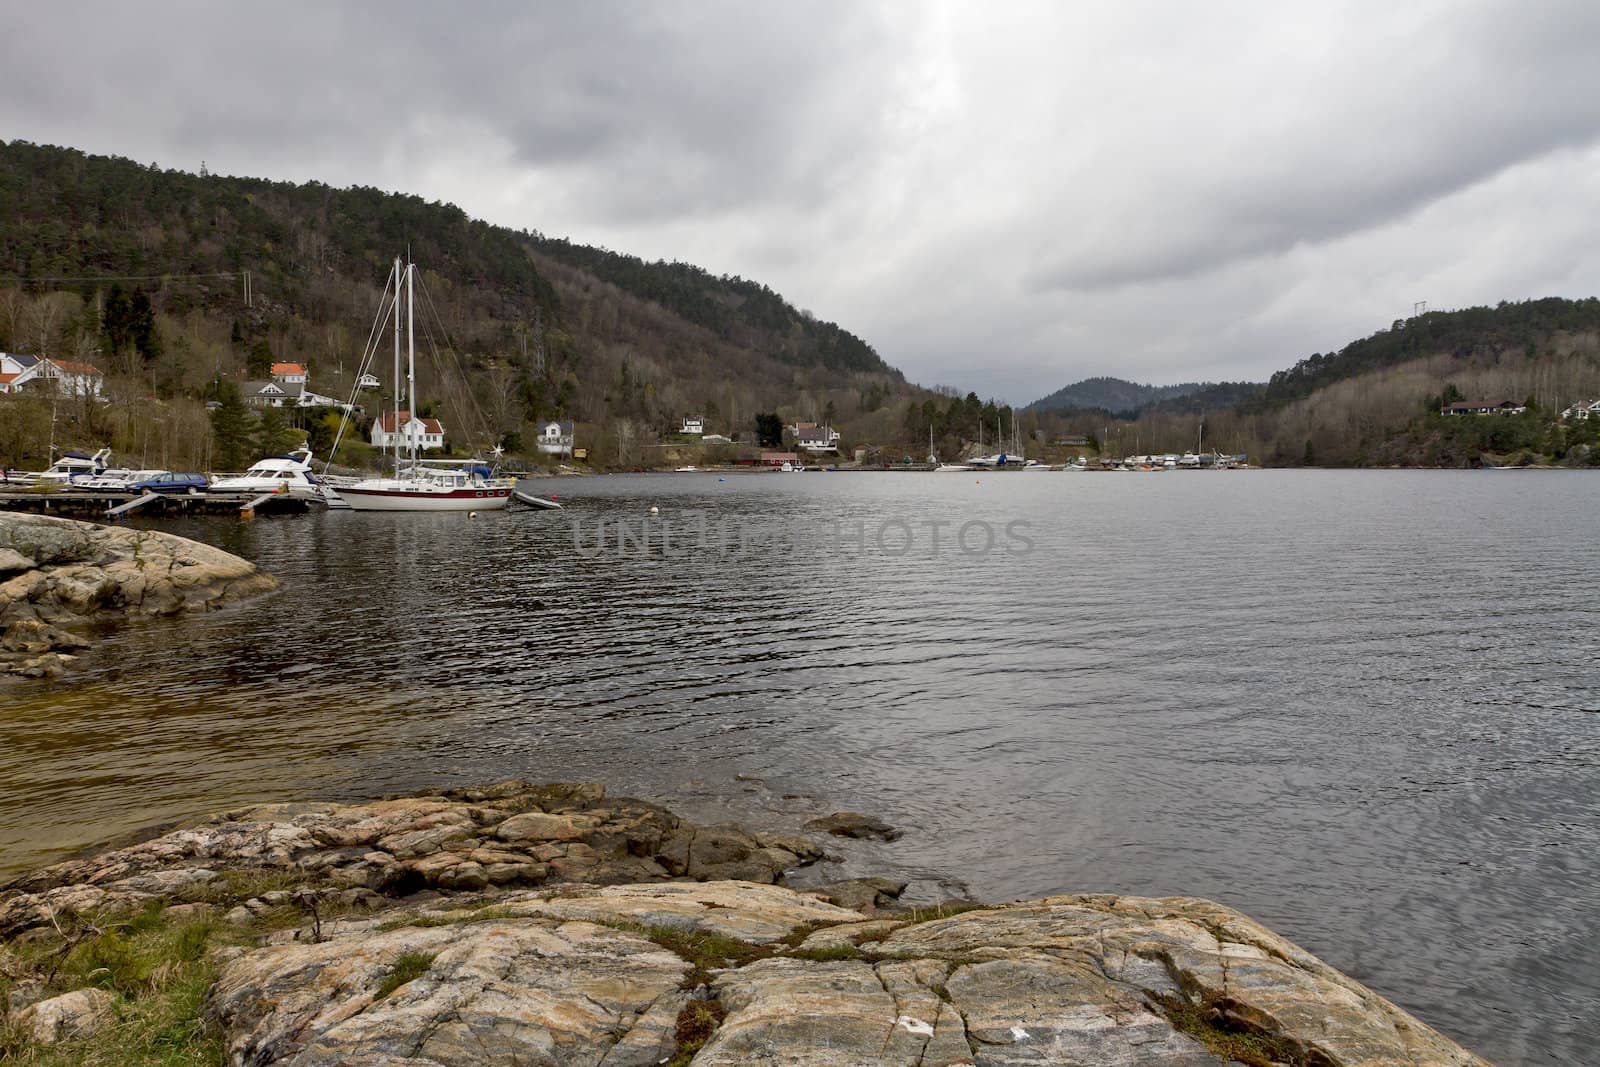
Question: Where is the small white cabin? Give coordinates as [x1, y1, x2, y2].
[537, 420, 575, 456]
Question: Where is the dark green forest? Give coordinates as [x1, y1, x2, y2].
[0, 140, 918, 469]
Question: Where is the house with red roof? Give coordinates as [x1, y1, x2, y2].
[372, 410, 445, 451]
[0, 353, 104, 399]
[270, 362, 308, 385]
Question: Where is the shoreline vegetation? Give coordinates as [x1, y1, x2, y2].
[0, 781, 1492, 1067]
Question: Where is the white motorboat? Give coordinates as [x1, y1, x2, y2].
[209, 446, 341, 504]
[26, 447, 113, 486]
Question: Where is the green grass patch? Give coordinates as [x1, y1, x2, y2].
[53, 907, 213, 997]
[0, 911, 227, 1066]
[374, 952, 435, 1000]
[376, 905, 516, 932]
[594, 922, 773, 988]
[784, 943, 865, 962]
[171, 869, 322, 908]
[1154, 993, 1307, 1067]
[663, 996, 726, 1067]
[892, 902, 991, 924]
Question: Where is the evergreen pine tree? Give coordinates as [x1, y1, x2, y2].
[210, 382, 254, 471]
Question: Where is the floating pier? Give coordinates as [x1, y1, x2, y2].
[0, 490, 312, 519]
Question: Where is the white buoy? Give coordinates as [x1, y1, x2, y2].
[649, 505, 659, 515]
[469, 511, 478, 519]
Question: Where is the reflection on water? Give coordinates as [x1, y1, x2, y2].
[2, 470, 1597, 1064]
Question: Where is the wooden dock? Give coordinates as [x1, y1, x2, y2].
[0, 490, 312, 519]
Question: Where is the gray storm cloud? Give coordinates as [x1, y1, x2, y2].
[5, 0, 1600, 402]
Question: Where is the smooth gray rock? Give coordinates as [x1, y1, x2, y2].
[208, 920, 690, 1066]
[804, 811, 903, 841]
[0, 513, 275, 677]
[14, 988, 115, 1044]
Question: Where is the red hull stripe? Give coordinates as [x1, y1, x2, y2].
[337, 488, 512, 499]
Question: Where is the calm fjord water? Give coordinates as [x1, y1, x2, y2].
[3, 470, 1597, 1063]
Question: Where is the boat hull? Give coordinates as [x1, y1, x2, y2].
[337, 485, 513, 511]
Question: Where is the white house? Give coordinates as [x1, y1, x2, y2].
[6, 356, 105, 400]
[357, 373, 381, 389]
[243, 380, 295, 408]
[536, 420, 575, 456]
[1560, 399, 1600, 421]
[0, 352, 40, 393]
[795, 425, 841, 453]
[295, 388, 347, 410]
[680, 415, 705, 436]
[270, 362, 308, 385]
[372, 410, 445, 451]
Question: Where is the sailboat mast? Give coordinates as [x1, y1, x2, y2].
[406, 260, 418, 470]
[392, 256, 401, 470]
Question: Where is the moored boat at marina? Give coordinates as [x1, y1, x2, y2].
[339, 460, 512, 511]
[329, 258, 514, 512]
[14, 447, 114, 486]
[209, 446, 343, 505]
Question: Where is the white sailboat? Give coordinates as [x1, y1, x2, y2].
[967, 411, 1028, 468]
[336, 259, 513, 512]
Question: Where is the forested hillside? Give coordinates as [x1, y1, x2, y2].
[1028, 299, 1600, 466]
[0, 140, 912, 469]
[1023, 376, 1209, 417]
[9, 139, 1599, 471]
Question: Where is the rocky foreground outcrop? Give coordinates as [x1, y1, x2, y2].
[0, 783, 1492, 1066]
[0, 512, 275, 677]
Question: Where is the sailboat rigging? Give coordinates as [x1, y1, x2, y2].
[333, 258, 514, 511]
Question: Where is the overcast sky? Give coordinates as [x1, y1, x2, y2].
[7, 1, 1600, 403]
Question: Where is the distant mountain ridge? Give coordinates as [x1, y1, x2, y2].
[1024, 376, 1215, 416]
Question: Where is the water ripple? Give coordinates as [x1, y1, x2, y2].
[1, 470, 1596, 1064]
